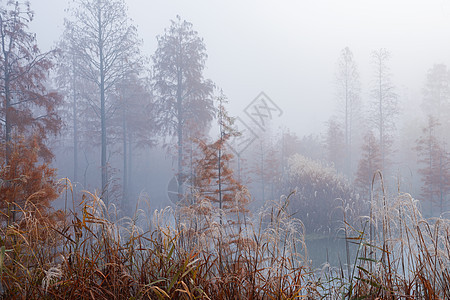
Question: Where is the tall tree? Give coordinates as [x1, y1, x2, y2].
[415, 116, 450, 215]
[192, 97, 248, 227]
[325, 117, 345, 172]
[64, 0, 142, 202]
[0, 1, 60, 162]
[370, 48, 398, 173]
[422, 64, 450, 132]
[152, 16, 215, 199]
[355, 131, 382, 197]
[111, 73, 156, 210]
[0, 1, 61, 221]
[335, 47, 361, 176]
[55, 30, 97, 192]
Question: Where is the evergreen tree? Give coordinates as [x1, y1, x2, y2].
[152, 16, 215, 200]
[415, 116, 450, 215]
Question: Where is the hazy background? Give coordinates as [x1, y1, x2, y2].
[30, 0, 450, 136]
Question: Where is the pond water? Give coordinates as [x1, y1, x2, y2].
[305, 234, 357, 269]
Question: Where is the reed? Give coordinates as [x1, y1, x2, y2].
[0, 185, 448, 299]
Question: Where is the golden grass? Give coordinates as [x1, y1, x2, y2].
[0, 185, 448, 299]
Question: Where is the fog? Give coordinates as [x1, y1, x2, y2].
[20, 0, 450, 212]
[15, 0, 448, 213]
[1, 1, 450, 296]
[31, 0, 450, 135]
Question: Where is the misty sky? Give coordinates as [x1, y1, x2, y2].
[30, 0, 450, 136]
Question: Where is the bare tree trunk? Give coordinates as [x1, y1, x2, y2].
[379, 58, 384, 173]
[1, 20, 14, 223]
[128, 134, 132, 201]
[98, 9, 108, 205]
[122, 104, 128, 210]
[177, 67, 183, 201]
[72, 60, 78, 190]
[345, 61, 350, 177]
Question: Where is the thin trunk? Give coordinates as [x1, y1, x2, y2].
[439, 151, 443, 215]
[98, 8, 108, 204]
[189, 140, 194, 205]
[379, 57, 384, 173]
[2, 16, 11, 165]
[176, 66, 183, 200]
[345, 60, 349, 177]
[128, 135, 132, 200]
[429, 129, 433, 216]
[1, 16, 14, 223]
[218, 101, 223, 225]
[122, 102, 128, 210]
[237, 153, 241, 183]
[72, 60, 78, 187]
[218, 138, 223, 225]
[261, 143, 265, 202]
[83, 150, 89, 189]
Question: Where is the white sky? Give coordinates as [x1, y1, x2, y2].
[29, 0, 450, 136]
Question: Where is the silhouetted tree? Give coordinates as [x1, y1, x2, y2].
[64, 0, 143, 202]
[110, 73, 156, 210]
[279, 129, 301, 180]
[325, 117, 345, 171]
[415, 116, 450, 215]
[152, 16, 215, 199]
[422, 64, 450, 132]
[251, 138, 280, 203]
[335, 47, 361, 176]
[355, 131, 382, 197]
[55, 29, 97, 194]
[370, 49, 398, 173]
[0, 1, 61, 222]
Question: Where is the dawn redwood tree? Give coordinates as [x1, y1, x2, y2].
[415, 116, 450, 215]
[0, 1, 61, 222]
[325, 117, 345, 172]
[355, 131, 382, 197]
[251, 138, 280, 202]
[111, 73, 157, 209]
[0, 137, 59, 224]
[152, 16, 214, 199]
[55, 30, 97, 192]
[335, 47, 361, 177]
[370, 48, 398, 173]
[0, 1, 60, 162]
[64, 0, 142, 202]
[279, 129, 301, 180]
[192, 97, 248, 227]
[422, 64, 450, 132]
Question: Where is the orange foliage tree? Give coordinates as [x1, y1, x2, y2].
[415, 116, 450, 215]
[0, 136, 59, 224]
[0, 2, 61, 162]
[0, 2, 61, 223]
[191, 98, 249, 228]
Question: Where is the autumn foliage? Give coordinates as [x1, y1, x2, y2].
[415, 116, 450, 214]
[0, 1, 61, 223]
[0, 136, 59, 223]
[193, 137, 249, 217]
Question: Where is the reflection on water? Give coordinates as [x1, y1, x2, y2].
[306, 234, 357, 269]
